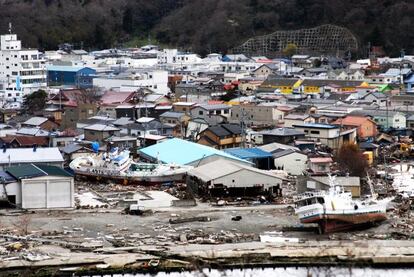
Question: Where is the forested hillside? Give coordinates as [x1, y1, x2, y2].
[0, 0, 412, 56]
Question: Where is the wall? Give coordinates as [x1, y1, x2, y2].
[21, 176, 74, 209]
[273, 152, 307, 175]
[212, 168, 282, 189]
[0, 182, 21, 206]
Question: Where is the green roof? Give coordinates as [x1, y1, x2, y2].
[36, 164, 73, 177]
[6, 164, 72, 180]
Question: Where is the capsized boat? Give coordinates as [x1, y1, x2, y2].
[294, 176, 389, 233]
[69, 149, 193, 184]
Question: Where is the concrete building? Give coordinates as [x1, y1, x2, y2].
[93, 70, 169, 95]
[157, 49, 202, 64]
[0, 32, 46, 102]
[0, 164, 74, 209]
[230, 105, 284, 126]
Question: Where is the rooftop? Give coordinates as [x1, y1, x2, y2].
[139, 138, 250, 165]
[0, 147, 64, 164]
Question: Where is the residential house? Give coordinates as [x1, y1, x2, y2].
[284, 114, 315, 128]
[351, 110, 406, 129]
[308, 157, 333, 174]
[198, 123, 242, 149]
[83, 124, 120, 143]
[0, 135, 48, 148]
[252, 64, 279, 78]
[332, 116, 378, 140]
[190, 103, 231, 125]
[49, 89, 98, 129]
[293, 123, 357, 150]
[99, 90, 137, 118]
[297, 176, 360, 197]
[172, 102, 196, 114]
[358, 92, 388, 107]
[252, 127, 306, 145]
[259, 76, 301, 94]
[21, 117, 59, 131]
[230, 105, 284, 126]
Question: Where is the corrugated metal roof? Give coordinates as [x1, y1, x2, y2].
[36, 164, 73, 177]
[0, 147, 64, 164]
[224, 148, 273, 160]
[6, 164, 46, 179]
[139, 138, 250, 165]
[188, 159, 283, 183]
[6, 164, 72, 179]
[23, 117, 48, 126]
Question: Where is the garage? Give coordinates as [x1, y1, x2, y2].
[5, 164, 74, 209]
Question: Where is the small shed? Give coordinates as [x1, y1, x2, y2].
[1, 164, 74, 209]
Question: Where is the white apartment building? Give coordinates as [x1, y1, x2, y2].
[93, 70, 169, 95]
[0, 33, 46, 102]
[157, 49, 202, 64]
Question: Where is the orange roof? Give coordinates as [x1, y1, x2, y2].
[332, 115, 375, 127]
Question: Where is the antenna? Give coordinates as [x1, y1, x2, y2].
[8, 22, 12, 34]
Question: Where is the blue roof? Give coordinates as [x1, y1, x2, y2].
[46, 65, 95, 73]
[293, 123, 338, 129]
[139, 138, 251, 165]
[224, 148, 273, 160]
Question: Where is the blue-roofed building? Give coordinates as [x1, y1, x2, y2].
[224, 147, 274, 170]
[47, 65, 96, 88]
[139, 138, 252, 166]
[292, 123, 356, 150]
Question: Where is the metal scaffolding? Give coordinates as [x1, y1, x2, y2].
[232, 24, 358, 57]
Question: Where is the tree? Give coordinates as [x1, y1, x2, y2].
[283, 43, 298, 57]
[22, 89, 48, 114]
[335, 143, 369, 178]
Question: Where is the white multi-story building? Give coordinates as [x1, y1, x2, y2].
[0, 33, 46, 102]
[157, 49, 202, 64]
[93, 70, 169, 95]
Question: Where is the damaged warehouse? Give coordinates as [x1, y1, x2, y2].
[187, 159, 285, 197]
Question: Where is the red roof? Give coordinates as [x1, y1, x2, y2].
[332, 115, 375, 127]
[2, 135, 48, 147]
[100, 90, 135, 105]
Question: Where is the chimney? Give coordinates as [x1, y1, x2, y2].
[33, 144, 37, 152]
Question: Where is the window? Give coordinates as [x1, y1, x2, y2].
[310, 130, 320, 135]
[199, 111, 203, 115]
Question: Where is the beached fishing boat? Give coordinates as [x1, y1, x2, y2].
[69, 149, 193, 184]
[294, 176, 388, 233]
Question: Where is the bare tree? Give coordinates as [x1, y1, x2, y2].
[13, 214, 32, 236]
